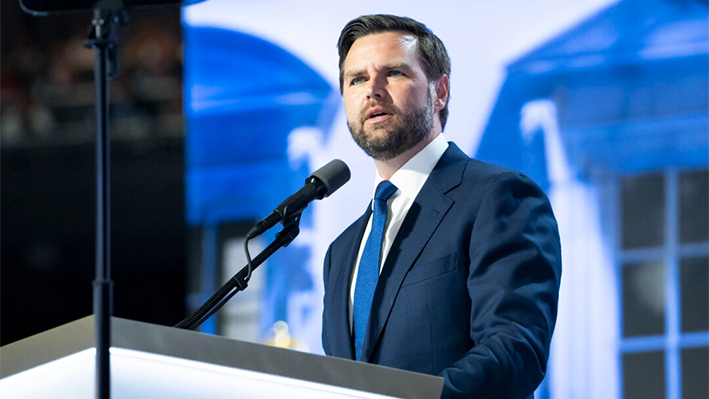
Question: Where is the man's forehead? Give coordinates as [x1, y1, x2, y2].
[351, 31, 418, 50]
[344, 31, 419, 70]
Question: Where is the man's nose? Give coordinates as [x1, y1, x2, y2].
[366, 74, 387, 100]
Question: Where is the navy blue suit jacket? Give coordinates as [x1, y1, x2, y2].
[322, 143, 562, 399]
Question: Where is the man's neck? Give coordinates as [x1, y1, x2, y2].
[374, 131, 440, 180]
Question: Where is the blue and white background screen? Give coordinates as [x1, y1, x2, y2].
[181, 1, 708, 398]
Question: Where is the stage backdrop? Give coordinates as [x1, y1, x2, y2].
[181, 1, 709, 399]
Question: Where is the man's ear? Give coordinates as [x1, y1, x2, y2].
[433, 74, 449, 114]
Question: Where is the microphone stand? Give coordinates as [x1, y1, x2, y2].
[175, 222, 301, 330]
[84, 1, 128, 398]
[176, 160, 350, 329]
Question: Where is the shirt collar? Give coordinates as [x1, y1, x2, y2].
[373, 133, 449, 201]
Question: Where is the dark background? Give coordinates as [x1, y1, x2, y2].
[1, 0, 188, 345]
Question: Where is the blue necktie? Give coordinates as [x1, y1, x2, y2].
[353, 180, 397, 360]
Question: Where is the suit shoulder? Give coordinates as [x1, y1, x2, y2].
[437, 142, 545, 195]
[463, 157, 543, 192]
[444, 141, 530, 182]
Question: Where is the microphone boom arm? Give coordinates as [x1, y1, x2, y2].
[174, 223, 300, 330]
[177, 159, 349, 331]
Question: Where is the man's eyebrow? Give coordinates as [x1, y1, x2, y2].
[382, 61, 410, 70]
[344, 62, 412, 77]
[343, 68, 365, 78]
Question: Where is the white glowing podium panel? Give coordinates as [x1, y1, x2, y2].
[0, 316, 443, 399]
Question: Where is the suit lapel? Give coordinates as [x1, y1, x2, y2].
[360, 144, 468, 362]
[329, 206, 371, 360]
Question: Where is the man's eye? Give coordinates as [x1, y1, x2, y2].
[351, 77, 365, 85]
[389, 70, 404, 77]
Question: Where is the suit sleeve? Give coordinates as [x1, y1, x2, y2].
[440, 171, 562, 399]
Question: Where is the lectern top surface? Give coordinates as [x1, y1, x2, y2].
[0, 316, 443, 399]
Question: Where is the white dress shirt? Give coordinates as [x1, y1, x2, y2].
[348, 133, 449, 330]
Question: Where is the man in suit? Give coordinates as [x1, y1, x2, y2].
[322, 14, 562, 399]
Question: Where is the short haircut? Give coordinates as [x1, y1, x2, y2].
[337, 14, 451, 130]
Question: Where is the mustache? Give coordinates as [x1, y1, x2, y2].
[359, 101, 400, 120]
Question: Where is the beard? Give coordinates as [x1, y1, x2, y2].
[347, 91, 434, 161]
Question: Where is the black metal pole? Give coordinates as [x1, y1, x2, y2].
[85, 3, 126, 398]
[93, 35, 112, 399]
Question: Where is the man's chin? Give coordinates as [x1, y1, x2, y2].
[351, 124, 389, 142]
[360, 137, 414, 161]
[362, 128, 393, 142]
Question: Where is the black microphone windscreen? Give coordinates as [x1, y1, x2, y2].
[311, 159, 350, 198]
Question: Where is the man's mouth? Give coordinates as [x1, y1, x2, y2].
[365, 107, 393, 124]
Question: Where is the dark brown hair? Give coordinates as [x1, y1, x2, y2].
[337, 14, 451, 129]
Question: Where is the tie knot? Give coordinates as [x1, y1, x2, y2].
[374, 180, 397, 202]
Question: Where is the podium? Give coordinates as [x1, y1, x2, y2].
[0, 316, 443, 398]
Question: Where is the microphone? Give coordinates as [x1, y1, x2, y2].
[246, 159, 350, 239]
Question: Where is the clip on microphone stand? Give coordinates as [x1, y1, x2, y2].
[83, 1, 128, 398]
